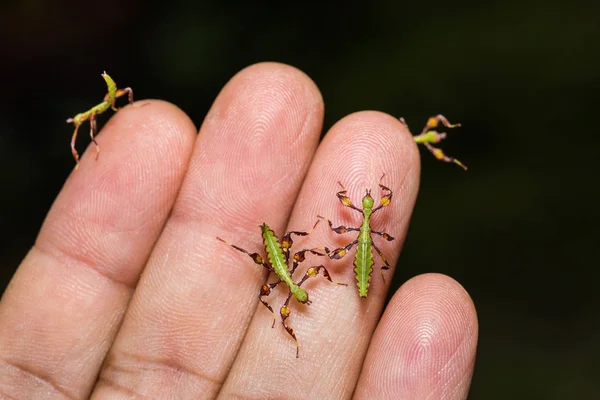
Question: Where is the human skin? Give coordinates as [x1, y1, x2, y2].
[0, 62, 478, 399]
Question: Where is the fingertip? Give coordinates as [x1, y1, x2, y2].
[69, 99, 197, 175]
[179, 61, 325, 236]
[205, 62, 324, 134]
[318, 110, 420, 194]
[236, 61, 324, 109]
[356, 273, 478, 399]
[117, 98, 197, 141]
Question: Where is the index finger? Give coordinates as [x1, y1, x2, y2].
[0, 100, 196, 398]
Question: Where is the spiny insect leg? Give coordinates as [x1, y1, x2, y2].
[423, 114, 461, 132]
[291, 247, 327, 275]
[372, 241, 392, 283]
[69, 121, 82, 167]
[111, 87, 134, 111]
[89, 110, 100, 160]
[260, 280, 282, 328]
[371, 230, 395, 241]
[423, 143, 468, 170]
[322, 240, 359, 260]
[413, 115, 467, 170]
[281, 219, 320, 264]
[297, 265, 348, 287]
[336, 182, 363, 212]
[317, 215, 360, 235]
[216, 237, 271, 271]
[373, 173, 393, 212]
[279, 294, 300, 358]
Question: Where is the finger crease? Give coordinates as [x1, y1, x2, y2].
[0, 358, 77, 400]
[100, 350, 223, 394]
[94, 375, 153, 399]
[33, 241, 136, 291]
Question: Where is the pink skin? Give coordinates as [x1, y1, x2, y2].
[0, 62, 477, 399]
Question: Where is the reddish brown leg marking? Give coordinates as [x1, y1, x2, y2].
[323, 240, 359, 261]
[88, 110, 100, 160]
[216, 237, 271, 271]
[372, 241, 392, 283]
[290, 247, 326, 275]
[112, 87, 134, 111]
[316, 215, 360, 260]
[317, 215, 360, 235]
[372, 173, 393, 213]
[297, 265, 347, 288]
[70, 122, 82, 166]
[280, 264, 348, 358]
[336, 182, 363, 213]
[417, 115, 467, 170]
[423, 114, 461, 132]
[371, 230, 394, 241]
[281, 219, 320, 264]
[279, 294, 298, 357]
[424, 143, 466, 169]
[218, 237, 284, 327]
[260, 280, 282, 328]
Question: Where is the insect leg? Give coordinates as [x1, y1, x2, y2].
[422, 143, 467, 170]
[413, 115, 467, 170]
[89, 110, 100, 161]
[371, 230, 395, 241]
[281, 219, 320, 264]
[422, 114, 461, 132]
[317, 215, 360, 235]
[335, 182, 363, 213]
[372, 173, 393, 213]
[69, 121, 82, 166]
[290, 247, 327, 275]
[216, 237, 271, 271]
[112, 87, 134, 111]
[296, 265, 348, 288]
[260, 279, 282, 328]
[322, 239, 359, 261]
[371, 241, 392, 283]
[279, 293, 300, 358]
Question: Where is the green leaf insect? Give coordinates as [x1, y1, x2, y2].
[318, 116, 465, 298]
[409, 114, 467, 170]
[217, 221, 347, 357]
[66, 72, 133, 168]
[319, 174, 394, 298]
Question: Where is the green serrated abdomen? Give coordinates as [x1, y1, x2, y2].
[354, 227, 374, 298]
[261, 224, 293, 287]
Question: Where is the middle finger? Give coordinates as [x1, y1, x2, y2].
[93, 63, 324, 397]
[220, 111, 420, 398]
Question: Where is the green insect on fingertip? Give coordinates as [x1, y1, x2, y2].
[320, 174, 395, 298]
[66, 72, 134, 168]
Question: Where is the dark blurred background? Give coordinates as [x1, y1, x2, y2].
[1, 1, 599, 398]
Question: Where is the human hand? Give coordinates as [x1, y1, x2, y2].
[0, 63, 478, 399]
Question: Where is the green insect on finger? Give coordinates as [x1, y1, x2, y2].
[319, 174, 395, 298]
[408, 114, 467, 170]
[66, 72, 133, 168]
[217, 220, 347, 358]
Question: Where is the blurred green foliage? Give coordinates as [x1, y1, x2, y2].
[1, 1, 599, 398]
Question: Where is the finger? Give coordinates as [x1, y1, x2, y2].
[93, 63, 324, 397]
[220, 111, 420, 398]
[0, 101, 196, 398]
[354, 274, 478, 399]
